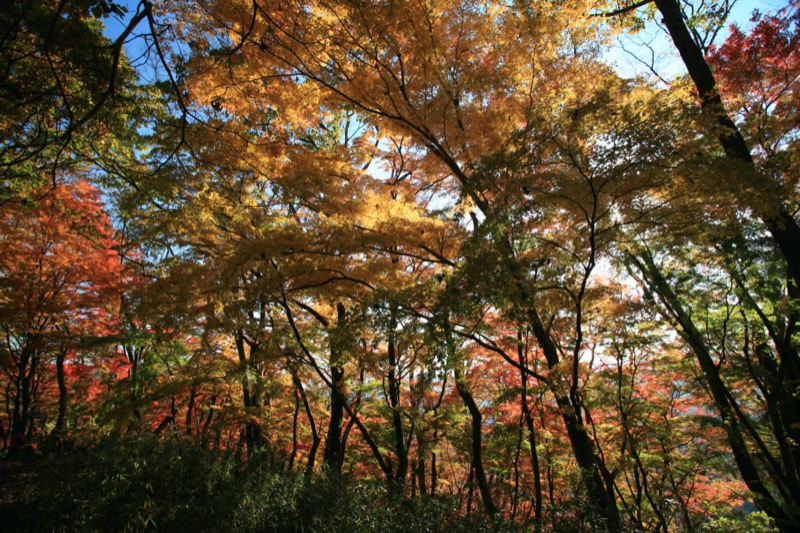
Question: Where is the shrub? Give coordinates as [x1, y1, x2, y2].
[19, 436, 501, 532]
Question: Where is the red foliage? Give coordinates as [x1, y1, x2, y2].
[708, 3, 800, 165]
[0, 181, 125, 442]
[0, 181, 123, 337]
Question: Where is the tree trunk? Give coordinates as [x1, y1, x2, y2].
[430, 433, 438, 494]
[53, 348, 68, 436]
[292, 369, 321, 477]
[417, 452, 427, 496]
[288, 389, 300, 471]
[466, 465, 475, 514]
[323, 303, 347, 474]
[519, 344, 543, 531]
[323, 368, 345, 473]
[387, 306, 408, 495]
[454, 367, 499, 518]
[235, 330, 263, 458]
[200, 394, 217, 446]
[528, 307, 621, 532]
[185, 385, 196, 437]
[10, 345, 37, 452]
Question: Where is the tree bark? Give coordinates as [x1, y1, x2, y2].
[10, 344, 37, 452]
[235, 330, 263, 458]
[53, 348, 68, 436]
[387, 306, 408, 495]
[528, 308, 621, 532]
[323, 302, 347, 474]
[292, 368, 321, 477]
[185, 385, 196, 436]
[454, 367, 499, 517]
[519, 338, 543, 531]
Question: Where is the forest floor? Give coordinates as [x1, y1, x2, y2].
[0, 455, 36, 531]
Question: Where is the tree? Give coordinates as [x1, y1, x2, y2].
[630, 0, 800, 304]
[0, 0, 160, 201]
[141, 0, 672, 528]
[0, 180, 123, 449]
[594, 2, 800, 529]
[3, 0, 794, 529]
[707, 2, 800, 212]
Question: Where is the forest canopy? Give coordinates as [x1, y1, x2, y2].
[1, 1, 799, 531]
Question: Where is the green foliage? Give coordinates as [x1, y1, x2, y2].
[20, 437, 498, 532]
[24, 437, 244, 531]
[699, 510, 777, 533]
[0, 0, 142, 200]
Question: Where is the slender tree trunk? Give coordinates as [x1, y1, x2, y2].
[323, 303, 347, 474]
[200, 394, 217, 446]
[53, 348, 68, 436]
[511, 414, 524, 521]
[292, 369, 321, 477]
[417, 452, 427, 496]
[11, 346, 36, 452]
[466, 465, 475, 514]
[288, 389, 300, 471]
[454, 367, 498, 517]
[519, 346, 543, 531]
[124, 344, 143, 421]
[431, 433, 438, 494]
[528, 308, 621, 531]
[235, 330, 262, 457]
[387, 306, 408, 496]
[10, 377, 24, 452]
[185, 385, 196, 436]
[323, 365, 345, 473]
[153, 414, 174, 434]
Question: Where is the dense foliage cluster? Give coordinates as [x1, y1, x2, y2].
[1, 0, 799, 531]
